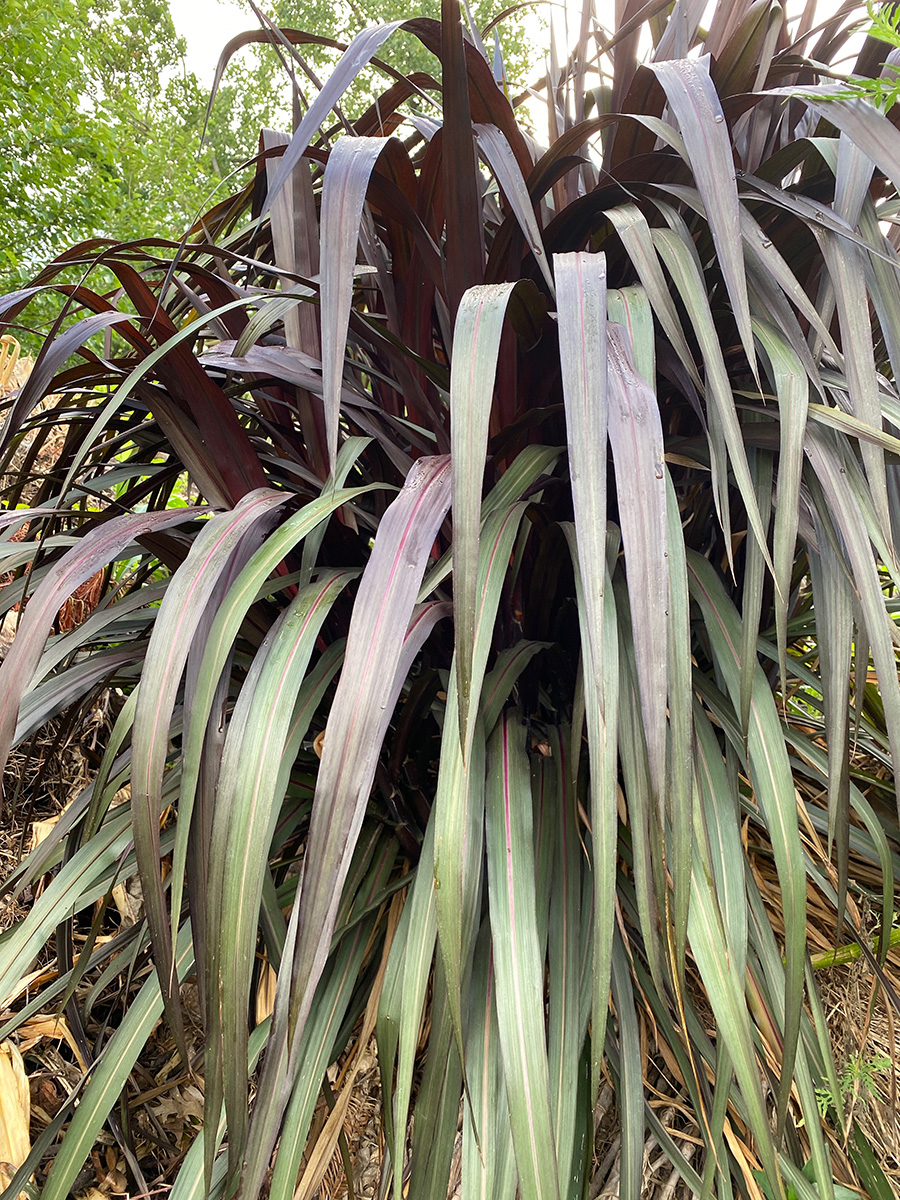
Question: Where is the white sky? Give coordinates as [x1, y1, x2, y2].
[170, 0, 258, 83]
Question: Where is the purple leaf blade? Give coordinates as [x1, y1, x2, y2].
[240, 457, 452, 1194]
[607, 324, 669, 805]
[485, 712, 561, 1200]
[650, 55, 756, 377]
[0, 507, 207, 798]
[451, 282, 519, 756]
[320, 136, 399, 472]
[130, 489, 288, 1059]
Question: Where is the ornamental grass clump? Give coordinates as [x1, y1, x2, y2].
[1, 2, 899, 1198]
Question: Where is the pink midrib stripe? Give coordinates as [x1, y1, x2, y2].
[230, 573, 345, 947]
[317, 462, 449, 830]
[455, 295, 489, 665]
[0, 512, 188, 738]
[141, 497, 275, 803]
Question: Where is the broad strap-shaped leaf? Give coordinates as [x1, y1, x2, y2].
[320, 136, 399, 471]
[807, 515, 851, 917]
[207, 570, 356, 1163]
[739, 203, 840, 368]
[130, 489, 287, 1060]
[481, 640, 551, 735]
[0, 506, 57, 534]
[40, 923, 194, 1200]
[607, 286, 655, 388]
[784, 726, 894, 945]
[377, 819, 439, 1200]
[554, 250, 608, 740]
[606, 204, 700, 387]
[0, 806, 137, 1003]
[609, 935, 644, 1200]
[241, 457, 452, 1195]
[615, 583, 666, 996]
[262, 128, 327, 477]
[440, 0, 486, 317]
[532, 748, 556, 987]
[174, 481, 381, 947]
[752, 319, 808, 689]
[653, 226, 775, 581]
[451, 282, 519, 754]
[555, 253, 620, 1095]
[858, 197, 900, 417]
[835, 127, 874, 228]
[31, 582, 165, 684]
[653, 0, 706, 60]
[268, 832, 399, 1200]
[475, 123, 554, 293]
[57, 298, 266, 508]
[0, 507, 205, 796]
[546, 725, 589, 1200]
[607, 323, 669, 803]
[435, 500, 528, 1079]
[166, 1021, 271, 1200]
[300, 436, 371, 587]
[804, 427, 900, 825]
[687, 846, 785, 1198]
[744, 887, 837, 1200]
[0, 311, 135, 457]
[15, 645, 144, 748]
[485, 712, 560, 1200]
[781, 89, 900, 199]
[738, 438, 772, 739]
[419, 444, 562, 601]
[462, 920, 517, 1200]
[649, 55, 756, 374]
[664, 471, 693, 986]
[406, 954, 464, 1199]
[818, 229, 893, 554]
[258, 21, 407, 220]
[687, 550, 805, 1132]
[561, 524, 619, 1100]
[693, 707, 747, 980]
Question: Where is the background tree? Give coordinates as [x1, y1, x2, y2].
[2, 0, 535, 332]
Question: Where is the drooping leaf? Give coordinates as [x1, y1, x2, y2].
[208, 570, 355, 1160]
[131, 489, 287, 1059]
[476, 123, 554, 293]
[485, 711, 560, 1200]
[451, 282, 519, 753]
[687, 550, 805, 1133]
[435, 501, 528, 1083]
[241, 457, 452, 1194]
[650, 55, 756, 374]
[652, 226, 775, 581]
[751, 319, 809, 688]
[320, 137, 400, 471]
[0, 507, 206, 797]
[257, 21, 407, 221]
[462, 919, 517, 1200]
[607, 323, 669, 803]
